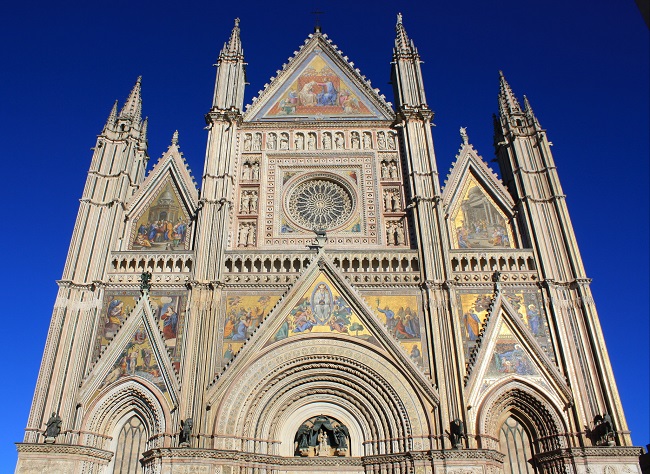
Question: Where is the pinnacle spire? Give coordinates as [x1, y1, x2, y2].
[498, 71, 522, 116]
[104, 100, 118, 130]
[171, 130, 179, 146]
[394, 12, 416, 58]
[221, 18, 243, 57]
[119, 76, 143, 121]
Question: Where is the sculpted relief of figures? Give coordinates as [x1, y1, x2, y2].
[237, 222, 257, 247]
[383, 188, 401, 212]
[243, 132, 262, 152]
[377, 131, 397, 150]
[385, 220, 405, 246]
[241, 158, 260, 181]
[380, 159, 399, 180]
[239, 190, 258, 214]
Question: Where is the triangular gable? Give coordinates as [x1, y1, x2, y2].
[443, 141, 517, 250]
[211, 252, 438, 405]
[464, 293, 571, 409]
[245, 33, 394, 121]
[80, 292, 180, 407]
[125, 138, 198, 251]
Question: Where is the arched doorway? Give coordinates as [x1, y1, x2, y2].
[499, 415, 535, 474]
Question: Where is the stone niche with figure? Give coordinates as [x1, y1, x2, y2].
[294, 415, 350, 457]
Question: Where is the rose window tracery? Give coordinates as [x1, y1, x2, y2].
[287, 179, 354, 231]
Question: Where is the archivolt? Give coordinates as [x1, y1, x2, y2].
[81, 378, 170, 450]
[477, 379, 567, 452]
[211, 337, 434, 454]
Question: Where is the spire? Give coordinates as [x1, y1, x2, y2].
[498, 71, 522, 116]
[394, 12, 417, 58]
[221, 18, 243, 58]
[104, 100, 118, 131]
[119, 76, 142, 121]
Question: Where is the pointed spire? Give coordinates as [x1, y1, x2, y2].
[394, 12, 416, 58]
[171, 130, 179, 146]
[119, 76, 142, 121]
[221, 18, 243, 57]
[104, 100, 118, 130]
[498, 71, 522, 116]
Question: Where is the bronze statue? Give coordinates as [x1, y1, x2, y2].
[179, 418, 193, 446]
[449, 418, 465, 449]
[44, 412, 62, 441]
[588, 414, 615, 446]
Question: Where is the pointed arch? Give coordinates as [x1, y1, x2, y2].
[476, 379, 567, 454]
[80, 378, 170, 452]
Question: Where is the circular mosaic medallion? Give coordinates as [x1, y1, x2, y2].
[287, 178, 354, 231]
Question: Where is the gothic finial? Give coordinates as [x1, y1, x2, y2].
[460, 126, 469, 145]
[104, 100, 118, 130]
[498, 71, 522, 116]
[223, 17, 243, 56]
[523, 95, 540, 126]
[394, 12, 416, 58]
[119, 76, 143, 122]
[171, 130, 179, 146]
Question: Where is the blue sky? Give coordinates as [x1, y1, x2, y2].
[1, 0, 647, 467]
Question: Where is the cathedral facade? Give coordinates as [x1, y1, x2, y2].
[16, 16, 642, 474]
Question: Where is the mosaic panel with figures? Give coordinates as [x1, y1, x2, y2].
[250, 52, 387, 121]
[457, 289, 555, 362]
[130, 182, 191, 251]
[95, 291, 188, 372]
[450, 177, 514, 249]
[223, 294, 281, 364]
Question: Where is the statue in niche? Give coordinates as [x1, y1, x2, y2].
[363, 132, 372, 149]
[44, 412, 62, 443]
[279, 133, 289, 150]
[335, 132, 344, 149]
[396, 222, 405, 245]
[383, 190, 393, 212]
[381, 161, 389, 179]
[295, 133, 304, 150]
[307, 133, 316, 150]
[351, 132, 360, 149]
[389, 160, 399, 179]
[252, 133, 262, 151]
[293, 415, 350, 457]
[240, 191, 251, 214]
[316, 429, 330, 456]
[295, 424, 310, 455]
[323, 133, 332, 150]
[391, 190, 401, 211]
[267, 132, 277, 150]
[249, 191, 258, 213]
[387, 132, 396, 150]
[377, 131, 387, 150]
[246, 224, 256, 247]
[252, 161, 260, 180]
[242, 162, 252, 181]
[238, 223, 249, 247]
[243, 133, 252, 151]
[386, 221, 396, 245]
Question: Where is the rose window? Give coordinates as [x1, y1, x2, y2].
[287, 179, 354, 231]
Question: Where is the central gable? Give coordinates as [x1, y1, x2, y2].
[245, 34, 394, 122]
